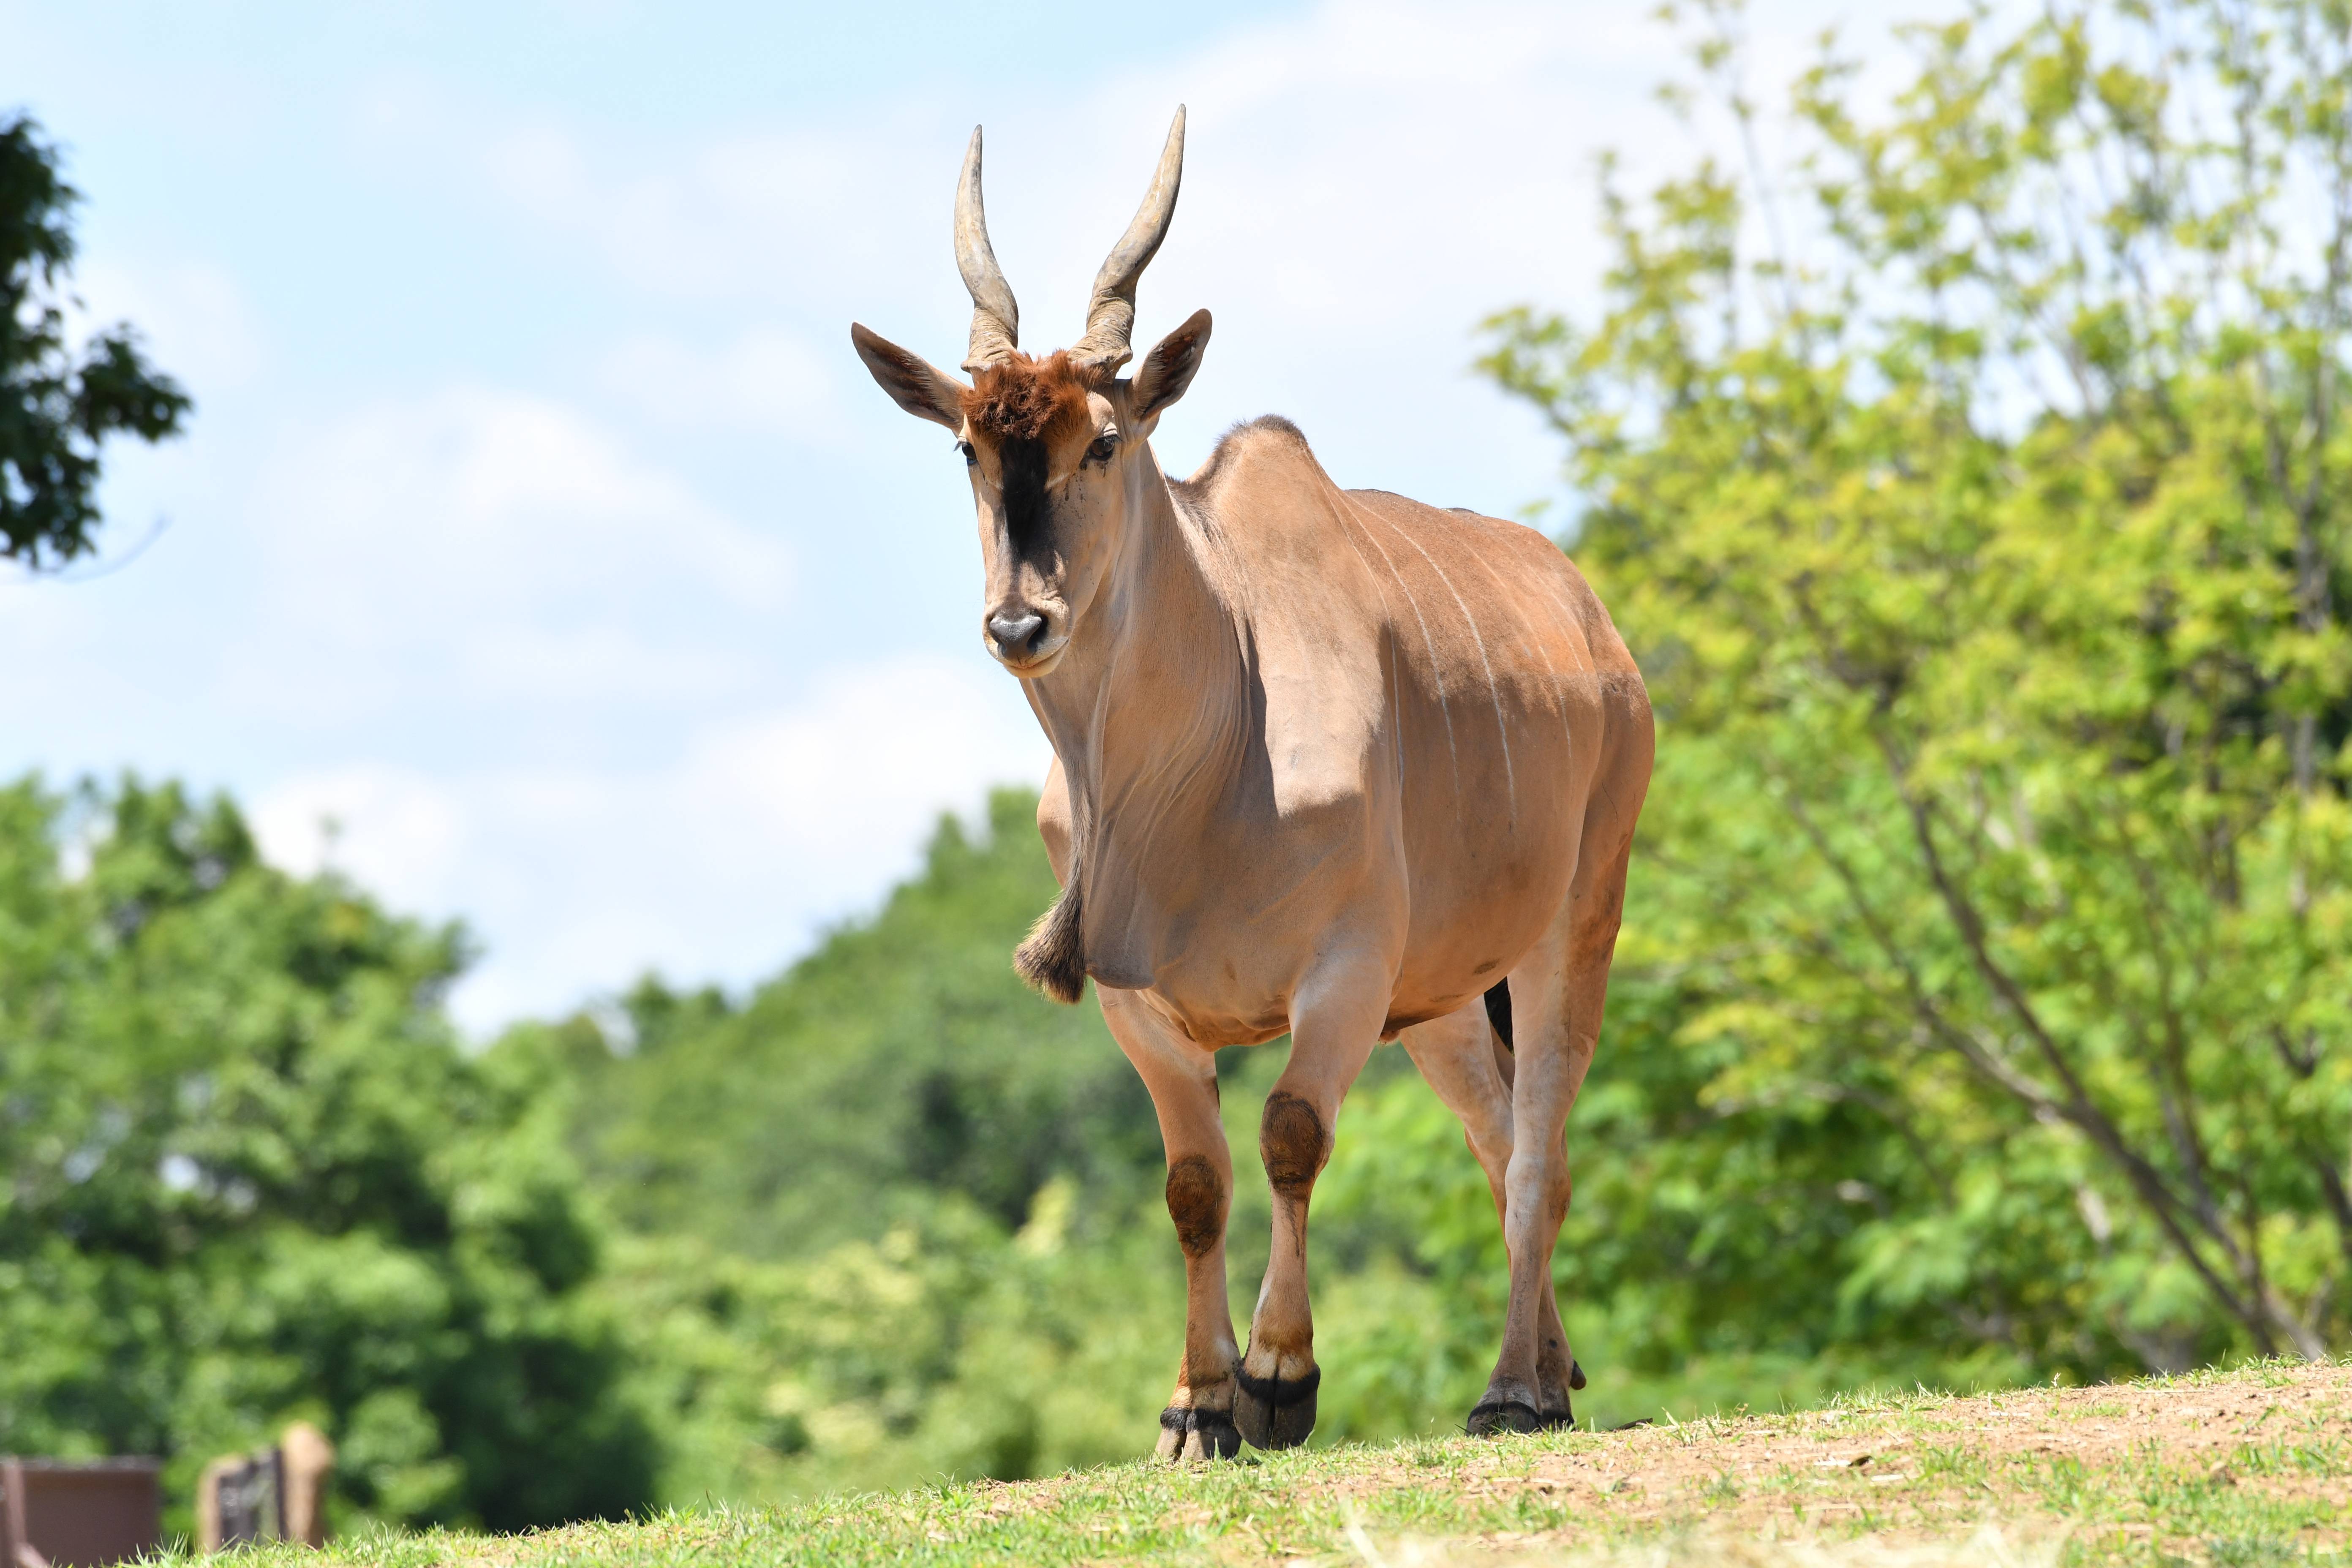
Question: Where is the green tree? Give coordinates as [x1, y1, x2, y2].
[2, 113, 189, 568]
[0, 776, 656, 1533]
[530, 789, 1163, 1260]
[1462, 0, 2352, 1376]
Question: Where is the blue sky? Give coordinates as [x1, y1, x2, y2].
[3, 0, 1865, 1030]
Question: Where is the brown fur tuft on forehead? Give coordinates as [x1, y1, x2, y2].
[963, 351, 1106, 444]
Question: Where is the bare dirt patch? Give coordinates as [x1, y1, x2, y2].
[956, 1358, 2352, 1562]
[1309, 1360, 2352, 1560]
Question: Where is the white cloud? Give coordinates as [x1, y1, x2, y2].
[252, 653, 1050, 1034]
[444, 0, 1870, 503]
[73, 258, 266, 391]
[597, 326, 841, 436]
[481, 118, 900, 304]
[667, 655, 1049, 873]
[233, 386, 792, 715]
[250, 763, 466, 901]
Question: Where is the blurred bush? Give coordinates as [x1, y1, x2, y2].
[1478, 0, 2352, 1373]
[0, 777, 655, 1535]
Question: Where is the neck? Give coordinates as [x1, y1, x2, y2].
[1024, 444, 1249, 852]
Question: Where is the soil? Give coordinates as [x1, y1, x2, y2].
[1323, 1361, 2352, 1557]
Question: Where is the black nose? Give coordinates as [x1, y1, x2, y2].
[988, 611, 1046, 658]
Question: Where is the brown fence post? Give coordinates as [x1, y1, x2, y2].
[195, 1451, 272, 1552]
[0, 1460, 161, 1567]
[193, 1459, 234, 1556]
[195, 1425, 335, 1554]
[279, 1426, 334, 1549]
[1, 1457, 30, 1568]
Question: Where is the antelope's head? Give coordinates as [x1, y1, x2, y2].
[851, 110, 1210, 679]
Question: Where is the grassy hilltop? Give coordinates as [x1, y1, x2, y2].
[205, 1359, 2352, 1567]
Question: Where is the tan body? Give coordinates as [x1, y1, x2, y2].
[851, 109, 1652, 1454]
[1029, 423, 1641, 1049]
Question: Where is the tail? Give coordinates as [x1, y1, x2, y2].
[1482, 978, 1513, 1051]
[1013, 880, 1088, 1004]
[1483, 978, 1515, 1091]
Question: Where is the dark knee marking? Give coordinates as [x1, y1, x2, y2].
[1258, 1092, 1327, 1197]
[1164, 1154, 1226, 1257]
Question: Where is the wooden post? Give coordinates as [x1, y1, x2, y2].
[191, 1460, 233, 1556]
[0, 1457, 33, 1568]
[196, 1426, 334, 1554]
[278, 1426, 334, 1549]
[194, 1452, 272, 1552]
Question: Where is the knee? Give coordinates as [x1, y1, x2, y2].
[1259, 1092, 1329, 1199]
[1165, 1154, 1228, 1257]
[1505, 1145, 1571, 1203]
[1462, 1113, 1513, 1166]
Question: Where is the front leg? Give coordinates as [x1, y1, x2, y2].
[1099, 990, 1242, 1460]
[1235, 969, 1386, 1451]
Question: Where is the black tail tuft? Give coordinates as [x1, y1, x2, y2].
[1483, 979, 1513, 1052]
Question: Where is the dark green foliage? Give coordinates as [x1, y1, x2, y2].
[0, 776, 656, 1534]
[0, 113, 189, 567]
[1456, 0, 2352, 1382]
[534, 789, 1162, 1256]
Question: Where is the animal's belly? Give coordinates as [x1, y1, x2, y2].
[1126, 904, 1544, 1051]
[1373, 884, 1562, 1043]
[1107, 815, 1572, 1051]
[1113, 888, 1332, 1047]
[1131, 981, 1296, 1051]
[1081, 669, 1594, 1048]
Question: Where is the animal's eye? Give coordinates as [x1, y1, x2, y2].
[1087, 434, 1119, 464]
[957, 441, 977, 467]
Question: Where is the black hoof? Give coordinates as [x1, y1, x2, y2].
[1570, 1358, 1588, 1391]
[1233, 1364, 1320, 1451]
[1467, 1398, 1542, 1437]
[1157, 1405, 1242, 1460]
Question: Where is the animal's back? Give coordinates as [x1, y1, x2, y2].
[1332, 487, 1641, 1011]
[1177, 421, 1646, 1024]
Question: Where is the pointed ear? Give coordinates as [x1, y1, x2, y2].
[851, 323, 969, 430]
[1130, 308, 1211, 424]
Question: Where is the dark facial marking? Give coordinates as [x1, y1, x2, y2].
[1259, 1092, 1328, 1198]
[998, 435, 1052, 561]
[961, 351, 1102, 565]
[1164, 1154, 1226, 1258]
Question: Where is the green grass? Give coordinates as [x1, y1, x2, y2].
[216, 1360, 2352, 1565]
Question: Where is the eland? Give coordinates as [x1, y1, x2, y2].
[850, 109, 1653, 1458]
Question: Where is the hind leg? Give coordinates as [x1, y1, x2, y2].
[1400, 1004, 1583, 1428]
[1468, 814, 1637, 1436]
